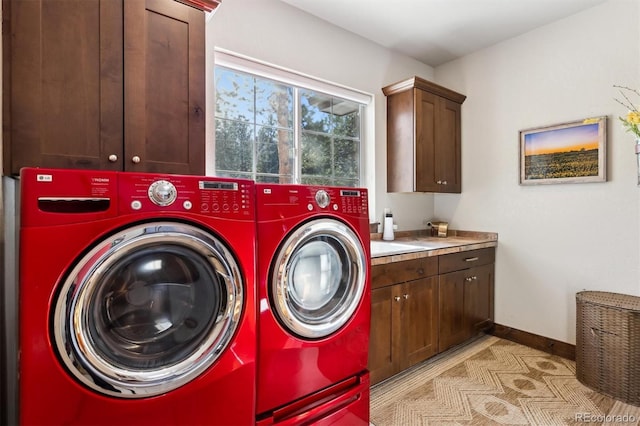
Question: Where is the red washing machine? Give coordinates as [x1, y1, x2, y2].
[255, 184, 371, 425]
[18, 168, 256, 426]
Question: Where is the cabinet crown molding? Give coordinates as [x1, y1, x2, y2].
[382, 76, 466, 104]
[178, 0, 221, 12]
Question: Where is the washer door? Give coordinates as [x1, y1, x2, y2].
[271, 218, 366, 339]
[53, 222, 244, 398]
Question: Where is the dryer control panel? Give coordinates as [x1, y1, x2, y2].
[257, 184, 368, 220]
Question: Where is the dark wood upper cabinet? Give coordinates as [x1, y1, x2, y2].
[124, 0, 205, 175]
[3, 0, 206, 176]
[383, 76, 466, 193]
[3, 0, 123, 173]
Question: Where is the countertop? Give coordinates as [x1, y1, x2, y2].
[369, 229, 498, 266]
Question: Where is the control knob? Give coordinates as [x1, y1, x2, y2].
[148, 180, 177, 206]
[315, 189, 330, 208]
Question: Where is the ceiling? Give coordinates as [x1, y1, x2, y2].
[279, 0, 608, 67]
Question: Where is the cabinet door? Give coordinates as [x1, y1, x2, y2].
[415, 90, 461, 193]
[369, 286, 394, 385]
[124, 0, 205, 175]
[415, 89, 437, 192]
[464, 263, 494, 335]
[386, 89, 415, 193]
[4, 0, 124, 174]
[438, 269, 467, 352]
[396, 277, 439, 370]
[434, 97, 461, 193]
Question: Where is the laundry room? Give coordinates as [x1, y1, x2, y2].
[2, 0, 640, 425]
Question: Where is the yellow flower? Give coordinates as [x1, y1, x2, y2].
[614, 85, 640, 138]
[627, 110, 640, 125]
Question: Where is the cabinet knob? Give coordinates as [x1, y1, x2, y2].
[403, 294, 409, 299]
[465, 276, 478, 282]
[108, 154, 118, 163]
[131, 155, 141, 164]
[437, 180, 442, 184]
[394, 296, 401, 302]
[442, 180, 447, 185]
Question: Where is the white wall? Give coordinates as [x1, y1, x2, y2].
[434, 0, 640, 344]
[206, 0, 436, 230]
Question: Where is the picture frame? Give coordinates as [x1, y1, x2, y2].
[519, 116, 607, 185]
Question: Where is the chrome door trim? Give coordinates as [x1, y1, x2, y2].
[52, 221, 243, 398]
[271, 218, 366, 339]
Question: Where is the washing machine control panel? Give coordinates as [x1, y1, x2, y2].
[119, 173, 254, 218]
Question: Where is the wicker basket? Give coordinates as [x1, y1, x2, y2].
[576, 291, 640, 407]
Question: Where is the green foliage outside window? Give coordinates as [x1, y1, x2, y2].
[214, 67, 362, 186]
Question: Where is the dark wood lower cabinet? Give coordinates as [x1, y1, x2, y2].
[439, 263, 494, 352]
[369, 258, 439, 385]
[438, 269, 467, 352]
[396, 277, 439, 368]
[369, 247, 495, 385]
[369, 286, 394, 384]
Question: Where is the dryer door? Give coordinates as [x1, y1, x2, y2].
[52, 222, 244, 398]
[271, 218, 366, 339]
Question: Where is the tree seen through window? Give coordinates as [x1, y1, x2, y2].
[214, 67, 362, 186]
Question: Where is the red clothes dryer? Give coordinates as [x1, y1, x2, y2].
[18, 168, 256, 426]
[255, 184, 371, 426]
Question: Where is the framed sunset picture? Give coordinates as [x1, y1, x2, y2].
[519, 116, 607, 185]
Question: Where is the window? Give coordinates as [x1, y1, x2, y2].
[213, 62, 366, 187]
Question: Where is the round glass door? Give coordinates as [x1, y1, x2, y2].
[52, 222, 243, 398]
[271, 218, 366, 339]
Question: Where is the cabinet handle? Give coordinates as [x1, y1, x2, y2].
[108, 154, 118, 163]
[465, 276, 478, 282]
[464, 257, 479, 262]
[394, 296, 401, 302]
[131, 155, 141, 164]
[417, 268, 424, 275]
[403, 293, 409, 299]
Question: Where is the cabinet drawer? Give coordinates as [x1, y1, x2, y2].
[439, 248, 495, 274]
[371, 257, 438, 290]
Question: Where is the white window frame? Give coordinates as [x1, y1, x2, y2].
[209, 48, 373, 188]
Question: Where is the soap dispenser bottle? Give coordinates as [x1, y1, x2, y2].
[382, 209, 394, 241]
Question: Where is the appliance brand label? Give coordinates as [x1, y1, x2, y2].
[91, 177, 110, 183]
[36, 174, 53, 182]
